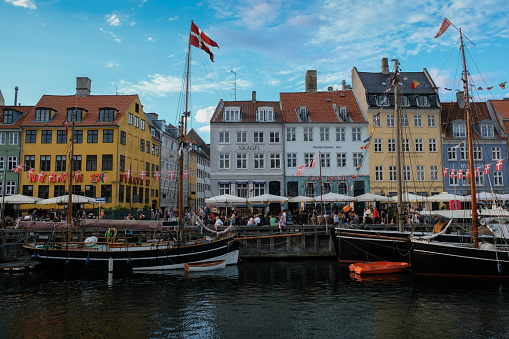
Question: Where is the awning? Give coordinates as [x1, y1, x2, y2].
[218, 181, 231, 184]
[236, 181, 248, 184]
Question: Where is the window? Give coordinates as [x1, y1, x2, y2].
[128, 113, 133, 125]
[320, 127, 330, 141]
[73, 155, 82, 171]
[286, 127, 296, 141]
[135, 116, 139, 128]
[118, 185, 124, 203]
[428, 114, 435, 127]
[223, 108, 241, 122]
[103, 129, 114, 143]
[135, 103, 140, 113]
[101, 185, 112, 203]
[299, 107, 310, 122]
[336, 127, 345, 141]
[430, 166, 438, 181]
[67, 108, 83, 122]
[389, 166, 397, 181]
[417, 96, 430, 107]
[460, 147, 468, 161]
[87, 130, 98, 143]
[270, 154, 281, 169]
[429, 138, 437, 152]
[99, 109, 115, 122]
[414, 114, 422, 127]
[254, 154, 264, 169]
[481, 125, 494, 138]
[219, 132, 230, 143]
[388, 138, 395, 152]
[304, 153, 314, 165]
[40, 155, 51, 171]
[120, 131, 126, 145]
[473, 146, 483, 161]
[56, 155, 66, 171]
[141, 120, 145, 130]
[254, 183, 265, 196]
[450, 174, 459, 186]
[448, 147, 457, 160]
[54, 185, 66, 197]
[86, 155, 97, 171]
[374, 138, 382, 152]
[237, 131, 246, 143]
[377, 95, 389, 106]
[254, 132, 264, 143]
[145, 188, 149, 204]
[102, 155, 113, 171]
[320, 153, 331, 168]
[140, 139, 145, 151]
[416, 165, 425, 181]
[475, 174, 485, 186]
[494, 171, 503, 186]
[352, 127, 361, 141]
[373, 114, 381, 127]
[353, 153, 362, 167]
[401, 114, 408, 127]
[3, 109, 13, 124]
[24, 155, 35, 170]
[336, 153, 346, 167]
[25, 130, 36, 144]
[303, 127, 313, 141]
[22, 185, 33, 197]
[155, 146, 159, 157]
[453, 124, 466, 138]
[387, 114, 394, 127]
[305, 182, 315, 197]
[415, 138, 423, 152]
[152, 144, 155, 155]
[323, 182, 332, 194]
[375, 166, 383, 181]
[270, 132, 280, 143]
[219, 183, 229, 195]
[146, 162, 150, 173]
[56, 130, 66, 144]
[35, 108, 51, 121]
[219, 154, 230, 169]
[8, 133, 18, 145]
[401, 96, 410, 107]
[74, 130, 83, 143]
[0, 133, 5, 145]
[404, 165, 411, 181]
[338, 182, 348, 195]
[38, 185, 49, 199]
[236, 183, 248, 198]
[41, 130, 52, 143]
[7, 156, 16, 171]
[146, 141, 150, 153]
[287, 153, 297, 168]
[492, 147, 502, 160]
[236, 154, 247, 169]
[256, 108, 275, 122]
[403, 139, 410, 152]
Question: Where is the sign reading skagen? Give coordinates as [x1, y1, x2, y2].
[238, 145, 260, 151]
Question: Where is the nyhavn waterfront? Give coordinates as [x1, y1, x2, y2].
[2, 259, 509, 338]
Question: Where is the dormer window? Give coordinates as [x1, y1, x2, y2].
[376, 95, 389, 106]
[67, 108, 83, 122]
[453, 124, 466, 138]
[35, 108, 52, 122]
[401, 96, 410, 107]
[298, 106, 309, 122]
[256, 107, 275, 122]
[223, 107, 241, 122]
[2, 109, 13, 124]
[481, 124, 494, 138]
[417, 96, 430, 107]
[99, 108, 116, 122]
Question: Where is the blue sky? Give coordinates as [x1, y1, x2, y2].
[1, 0, 508, 143]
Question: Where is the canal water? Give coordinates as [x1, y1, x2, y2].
[1, 259, 509, 338]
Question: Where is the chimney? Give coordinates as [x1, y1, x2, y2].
[0, 90, 4, 106]
[305, 70, 317, 94]
[342, 80, 347, 90]
[327, 86, 333, 91]
[148, 113, 159, 119]
[76, 77, 92, 97]
[456, 91, 465, 108]
[14, 86, 18, 106]
[381, 58, 389, 75]
[252, 91, 256, 103]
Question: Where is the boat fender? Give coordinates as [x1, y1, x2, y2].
[498, 263, 503, 275]
[85, 257, 90, 266]
[31, 254, 38, 260]
[65, 259, 70, 269]
[480, 242, 496, 250]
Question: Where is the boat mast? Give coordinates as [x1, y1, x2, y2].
[68, 116, 74, 225]
[460, 29, 479, 247]
[393, 59, 405, 232]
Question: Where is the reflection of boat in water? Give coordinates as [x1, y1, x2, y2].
[184, 260, 226, 272]
[349, 272, 410, 283]
[349, 261, 410, 275]
[136, 262, 240, 280]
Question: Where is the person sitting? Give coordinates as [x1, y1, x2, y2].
[247, 216, 255, 226]
[269, 215, 279, 227]
[278, 213, 287, 231]
[254, 214, 262, 226]
[214, 216, 223, 230]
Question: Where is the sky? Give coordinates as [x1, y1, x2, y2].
[1, 0, 509, 143]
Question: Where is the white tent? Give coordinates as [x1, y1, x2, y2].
[474, 191, 503, 201]
[389, 193, 429, 203]
[2, 194, 41, 204]
[355, 193, 391, 202]
[288, 196, 315, 203]
[205, 194, 247, 205]
[247, 194, 288, 204]
[37, 194, 97, 205]
[427, 192, 469, 202]
[314, 192, 356, 202]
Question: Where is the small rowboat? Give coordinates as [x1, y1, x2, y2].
[184, 260, 226, 272]
[349, 261, 410, 275]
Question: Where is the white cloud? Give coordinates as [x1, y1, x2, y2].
[168, 16, 178, 21]
[99, 27, 122, 43]
[147, 37, 156, 42]
[5, 0, 36, 10]
[107, 61, 119, 68]
[119, 74, 184, 97]
[106, 14, 121, 26]
[195, 106, 216, 123]
[106, 13, 135, 27]
[197, 125, 210, 133]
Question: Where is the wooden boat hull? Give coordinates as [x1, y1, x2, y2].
[184, 260, 226, 272]
[349, 261, 410, 275]
[23, 236, 239, 272]
[410, 240, 509, 279]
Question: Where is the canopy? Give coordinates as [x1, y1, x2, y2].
[288, 195, 315, 203]
[418, 209, 509, 218]
[355, 193, 391, 202]
[314, 192, 356, 202]
[37, 194, 97, 205]
[2, 194, 41, 204]
[427, 192, 470, 202]
[205, 194, 247, 205]
[389, 193, 428, 203]
[247, 194, 288, 204]
[474, 191, 504, 201]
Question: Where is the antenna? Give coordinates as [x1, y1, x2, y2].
[231, 70, 241, 101]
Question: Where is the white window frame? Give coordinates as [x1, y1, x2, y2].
[416, 165, 425, 181]
[414, 114, 422, 127]
[481, 124, 494, 138]
[287, 153, 297, 168]
[387, 114, 394, 127]
[336, 153, 346, 167]
[492, 147, 502, 161]
[494, 171, 503, 186]
[453, 124, 466, 138]
[352, 127, 361, 142]
[269, 131, 280, 143]
[401, 114, 408, 127]
[8, 133, 18, 145]
[236, 154, 247, 169]
[320, 127, 330, 142]
[219, 131, 230, 144]
[404, 165, 411, 181]
[254, 132, 264, 143]
[336, 127, 345, 141]
[237, 131, 247, 143]
[429, 138, 437, 152]
[270, 153, 281, 169]
[286, 127, 296, 141]
[219, 154, 230, 169]
[375, 166, 383, 181]
[374, 138, 382, 152]
[430, 165, 438, 181]
[320, 153, 331, 168]
[427, 114, 435, 127]
[388, 138, 395, 153]
[448, 147, 457, 161]
[415, 138, 423, 152]
[389, 166, 396, 181]
[254, 154, 265, 169]
[303, 127, 313, 142]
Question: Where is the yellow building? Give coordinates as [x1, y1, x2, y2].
[19, 77, 161, 211]
[352, 59, 444, 198]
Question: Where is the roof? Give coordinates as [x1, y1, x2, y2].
[279, 90, 365, 123]
[356, 71, 437, 95]
[211, 100, 282, 123]
[0, 106, 34, 129]
[489, 99, 509, 133]
[22, 94, 138, 128]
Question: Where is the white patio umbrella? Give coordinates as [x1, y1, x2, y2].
[475, 191, 502, 201]
[37, 194, 96, 205]
[247, 194, 288, 204]
[205, 194, 247, 205]
[389, 193, 429, 203]
[2, 194, 41, 204]
[314, 192, 356, 202]
[355, 193, 391, 202]
[427, 192, 469, 202]
[288, 196, 315, 203]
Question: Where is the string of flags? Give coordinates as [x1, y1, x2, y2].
[444, 160, 503, 179]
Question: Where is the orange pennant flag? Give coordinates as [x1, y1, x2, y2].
[411, 81, 419, 89]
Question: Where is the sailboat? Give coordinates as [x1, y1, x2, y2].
[23, 21, 239, 272]
[409, 21, 509, 278]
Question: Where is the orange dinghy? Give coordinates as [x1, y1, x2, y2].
[349, 261, 410, 275]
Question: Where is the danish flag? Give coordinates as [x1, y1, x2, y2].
[125, 169, 132, 179]
[168, 171, 176, 181]
[450, 169, 455, 178]
[443, 168, 448, 177]
[458, 170, 463, 179]
[190, 22, 219, 62]
[183, 170, 190, 179]
[139, 171, 146, 180]
[465, 169, 470, 179]
[496, 159, 503, 171]
[74, 170, 81, 179]
[474, 167, 480, 177]
[311, 157, 316, 168]
[27, 167, 35, 178]
[49, 172, 56, 181]
[13, 163, 25, 174]
[154, 171, 161, 181]
[484, 164, 491, 175]
[37, 171, 45, 182]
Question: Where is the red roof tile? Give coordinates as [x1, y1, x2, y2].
[441, 102, 491, 123]
[279, 90, 365, 123]
[211, 100, 282, 123]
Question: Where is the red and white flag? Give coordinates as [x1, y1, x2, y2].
[125, 169, 132, 179]
[27, 167, 35, 178]
[13, 163, 25, 174]
[74, 170, 81, 180]
[190, 22, 219, 62]
[296, 169, 302, 177]
[49, 172, 56, 181]
[154, 171, 161, 181]
[311, 157, 316, 168]
[443, 168, 448, 177]
[466, 169, 470, 179]
[168, 171, 176, 181]
[434, 17, 451, 38]
[474, 167, 480, 177]
[183, 170, 190, 179]
[139, 171, 146, 180]
[450, 169, 455, 178]
[458, 170, 463, 179]
[496, 159, 503, 171]
[37, 171, 45, 182]
[484, 164, 491, 175]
